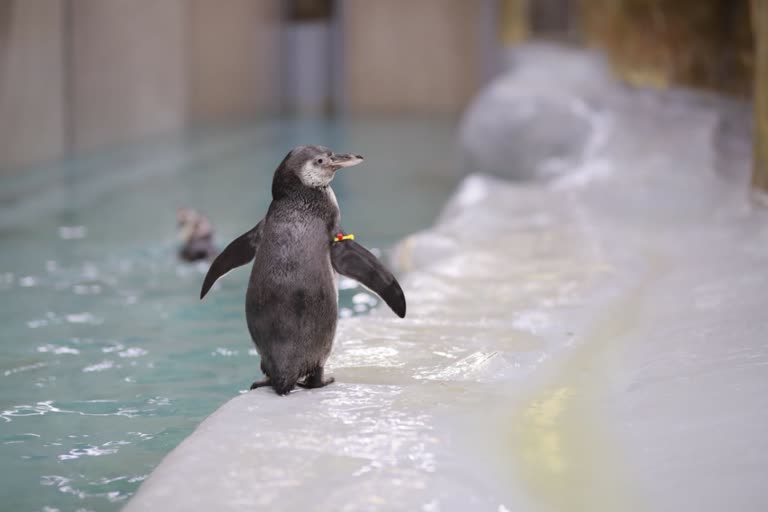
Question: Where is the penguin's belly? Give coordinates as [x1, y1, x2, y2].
[245, 242, 338, 375]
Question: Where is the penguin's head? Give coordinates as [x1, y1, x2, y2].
[176, 207, 212, 242]
[277, 145, 364, 192]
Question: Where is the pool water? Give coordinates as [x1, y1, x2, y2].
[0, 118, 461, 511]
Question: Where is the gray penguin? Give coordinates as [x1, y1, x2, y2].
[199, 145, 406, 395]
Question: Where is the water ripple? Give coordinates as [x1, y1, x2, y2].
[1, 398, 173, 422]
[58, 442, 126, 461]
[3, 361, 48, 378]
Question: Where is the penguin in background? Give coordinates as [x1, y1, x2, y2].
[177, 207, 218, 262]
[200, 145, 406, 395]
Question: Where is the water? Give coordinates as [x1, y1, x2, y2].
[0, 118, 461, 511]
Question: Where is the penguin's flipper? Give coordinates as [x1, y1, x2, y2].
[200, 222, 262, 299]
[331, 240, 406, 318]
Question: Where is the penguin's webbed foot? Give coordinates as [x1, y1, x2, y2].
[249, 377, 271, 390]
[297, 369, 335, 389]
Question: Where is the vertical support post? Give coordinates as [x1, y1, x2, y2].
[499, 0, 529, 45]
[753, 0, 768, 192]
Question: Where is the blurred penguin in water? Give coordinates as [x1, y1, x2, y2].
[177, 207, 218, 262]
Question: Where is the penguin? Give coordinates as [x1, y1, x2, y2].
[199, 145, 406, 395]
[177, 207, 218, 262]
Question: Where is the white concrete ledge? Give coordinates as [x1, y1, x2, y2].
[127, 47, 767, 511]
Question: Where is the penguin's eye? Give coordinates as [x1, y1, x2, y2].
[316, 157, 325, 166]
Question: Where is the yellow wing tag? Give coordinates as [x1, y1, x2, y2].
[333, 233, 355, 243]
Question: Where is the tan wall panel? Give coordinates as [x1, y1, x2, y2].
[0, 0, 65, 172]
[187, 0, 280, 122]
[69, 0, 187, 151]
[341, 0, 485, 114]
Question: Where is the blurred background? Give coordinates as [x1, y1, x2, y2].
[0, 0, 764, 182]
[1, 1, 767, 511]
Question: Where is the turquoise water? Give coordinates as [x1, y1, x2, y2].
[0, 119, 460, 511]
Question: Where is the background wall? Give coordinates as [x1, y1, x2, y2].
[340, 0, 487, 114]
[1, 0, 767, 191]
[0, 0, 281, 173]
[0, 0, 491, 173]
[186, 0, 280, 123]
[0, 0, 65, 170]
[69, 0, 187, 152]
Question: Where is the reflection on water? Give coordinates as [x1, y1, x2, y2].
[0, 118, 460, 511]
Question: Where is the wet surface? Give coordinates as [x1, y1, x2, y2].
[0, 118, 461, 511]
[128, 46, 767, 512]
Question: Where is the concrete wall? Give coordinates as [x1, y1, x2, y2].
[340, 0, 487, 114]
[0, 0, 281, 173]
[186, 0, 280, 123]
[0, 0, 490, 171]
[69, 0, 187, 152]
[0, 0, 66, 170]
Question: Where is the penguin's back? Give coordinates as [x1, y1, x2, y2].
[244, 205, 338, 377]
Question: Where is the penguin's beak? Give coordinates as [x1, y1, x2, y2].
[330, 153, 364, 171]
